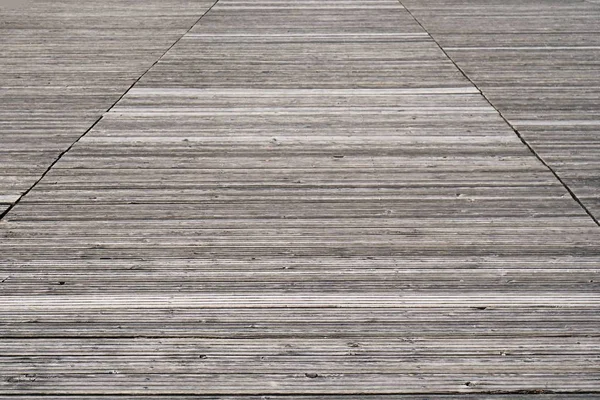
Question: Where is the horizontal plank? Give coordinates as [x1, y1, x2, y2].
[1, 373, 599, 394]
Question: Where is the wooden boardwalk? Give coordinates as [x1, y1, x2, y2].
[1, 0, 599, 397]
[0, 0, 216, 210]
[403, 0, 600, 222]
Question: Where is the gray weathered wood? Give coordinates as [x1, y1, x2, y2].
[1, 0, 599, 396]
[401, 0, 600, 221]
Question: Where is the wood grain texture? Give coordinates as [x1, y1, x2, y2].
[0, 397, 597, 400]
[1, 0, 599, 396]
[401, 0, 600, 221]
[0, 0, 216, 201]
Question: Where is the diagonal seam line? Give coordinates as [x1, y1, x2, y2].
[0, 0, 221, 221]
[397, 0, 600, 228]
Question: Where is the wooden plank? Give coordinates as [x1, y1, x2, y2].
[0, 397, 596, 400]
[1, 373, 600, 394]
[1, 307, 599, 338]
[0, 397, 597, 400]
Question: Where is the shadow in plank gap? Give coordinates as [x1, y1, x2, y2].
[0, 195, 21, 205]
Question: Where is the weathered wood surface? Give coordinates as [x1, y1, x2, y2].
[0, 397, 598, 400]
[1, 0, 599, 396]
[402, 0, 600, 221]
[0, 0, 216, 204]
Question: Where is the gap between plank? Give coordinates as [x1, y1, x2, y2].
[397, 0, 600, 228]
[0, 0, 221, 222]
